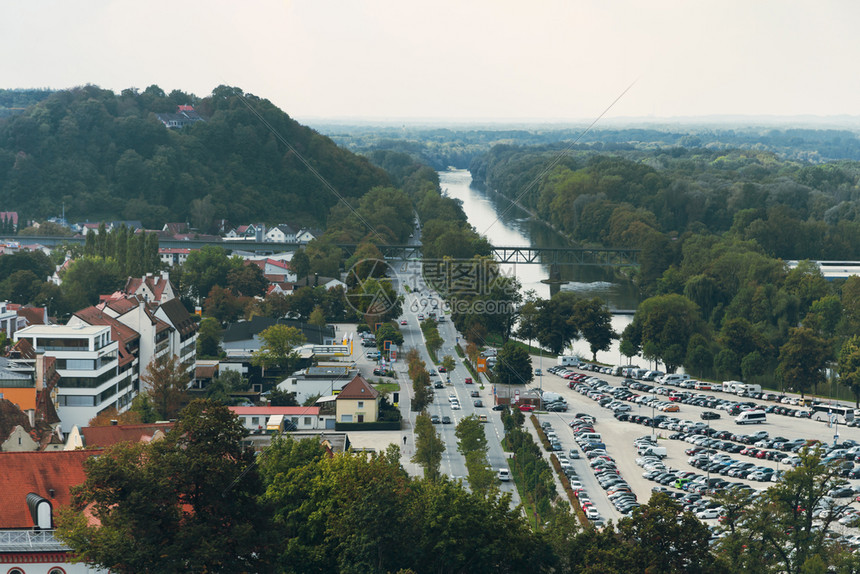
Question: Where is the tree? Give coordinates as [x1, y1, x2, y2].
[411, 411, 445, 481]
[440, 354, 456, 373]
[290, 249, 311, 280]
[251, 324, 306, 371]
[181, 245, 238, 302]
[267, 387, 299, 407]
[493, 342, 532, 386]
[572, 297, 617, 361]
[714, 449, 851, 574]
[536, 292, 580, 355]
[87, 406, 142, 426]
[203, 285, 243, 324]
[411, 370, 432, 412]
[838, 335, 860, 407]
[205, 370, 248, 404]
[227, 263, 268, 297]
[375, 322, 404, 354]
[141, 355, 189, 420]
[455, 414, 489, 456]
[776, 327, 831, 398]
[617, 493, 721, 573]
[196, 316, 223, 358]
[56, 400, 272, 573]
[628, 293, 707, 373]
[309, 305, 327, 327]
[61, 256, 124, 310]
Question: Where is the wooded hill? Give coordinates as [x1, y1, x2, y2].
[0, 85, 390, 230]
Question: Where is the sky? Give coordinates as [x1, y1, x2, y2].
[4, 1, 860, 123]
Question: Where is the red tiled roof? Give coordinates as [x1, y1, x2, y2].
[8, 338, 36, 360]
[336, 375, 379, 400]
[103, 295, 140, 315]
[17, 306, 47, 326]
[0, 450, 100, 528]
[159, 248, 191, 254]
[81, 422, 174, 448]
[124, 274, 172, 302]
[73, 307, 139, 368]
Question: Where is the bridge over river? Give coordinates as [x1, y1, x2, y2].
[9, 236, 641, 267]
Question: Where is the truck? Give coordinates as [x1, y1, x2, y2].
[638, 445, 668, 458]
[722, 380, 743, 393]
[557, 355, 580, 367]
[736, 383, 762, 396]
[541, 391, 564, 404]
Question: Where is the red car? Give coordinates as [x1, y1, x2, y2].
[519, 404, 536, 412]
[438, 366, 447, 373]
[465, 377, 473, 384]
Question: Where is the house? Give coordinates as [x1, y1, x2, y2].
[159, 247, 192, 267]
[229, 405, 327, 432]
[296, 227, 321, 244]
[247, 258, 296, 282]
[156, 104, 204, 129]
[14, 324, 135, 432]
[294, 274, 346, 291]
[163, 222, 189, 235]
[335, 374, 379, 424]
[265, 224, 297, 244]
[0, 450, 108, 573]
[276, 364, 357, 406]
[124, 271, 176, 304]
[1, 344, 64, 450]
[0, 300, 19, 337]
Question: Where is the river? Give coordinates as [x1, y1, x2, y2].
[439, 168, 641, 365]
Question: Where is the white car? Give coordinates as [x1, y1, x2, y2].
[695, 507, 723, 520]
[584, 507, 601, 520]
[451, 403, 461, 410]
[498, 468, 510, 482]
[570, 480, 585, 490]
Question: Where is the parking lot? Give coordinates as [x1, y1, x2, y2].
[531, 362, 860, 535]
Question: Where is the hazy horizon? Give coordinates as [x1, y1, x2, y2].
[5, 1, 860, 123]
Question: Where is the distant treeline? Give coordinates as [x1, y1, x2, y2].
[0, 89, 54, 118]
[320, 123, 860, 169]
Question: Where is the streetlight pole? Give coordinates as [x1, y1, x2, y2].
[651, 390, 656, 441]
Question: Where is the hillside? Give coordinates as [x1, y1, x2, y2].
[0, 85, 390, 230]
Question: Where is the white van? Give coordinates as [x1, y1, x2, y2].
[498, 468, 510, 481]
[735, 410, 767, 425]
[722, 380, 743, 393]
[557, 355, 580, 367]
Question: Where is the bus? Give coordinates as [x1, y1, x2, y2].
[812, 404, 855, 423]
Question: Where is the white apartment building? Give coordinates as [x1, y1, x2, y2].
[14, 324, 136, 432]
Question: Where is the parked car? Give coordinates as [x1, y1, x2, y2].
[519, 404, 536, 412]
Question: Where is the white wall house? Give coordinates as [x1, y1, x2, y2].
[265, 224, 297, 243]
[229, 406, 329, 432]
[14, 325, 136, 432]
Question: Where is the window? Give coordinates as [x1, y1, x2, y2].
[58, 395, 96, 407]
[49, 568, 68, 574]
[341, 414, 353, 423]
[9, 568, 25, 574]
[251, 417, 259, 425]
[304, 417, 311, 426]
[357, 401, 364, 409]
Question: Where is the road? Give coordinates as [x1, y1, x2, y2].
[388, 261, 520, 505]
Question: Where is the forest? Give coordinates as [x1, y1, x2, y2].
[0, 84, 389, 229]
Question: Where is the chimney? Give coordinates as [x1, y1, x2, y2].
[34, 352, 45, 392]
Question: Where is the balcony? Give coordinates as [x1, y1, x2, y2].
[0, 529, 68, 552]
[155, 340, 170, 355]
